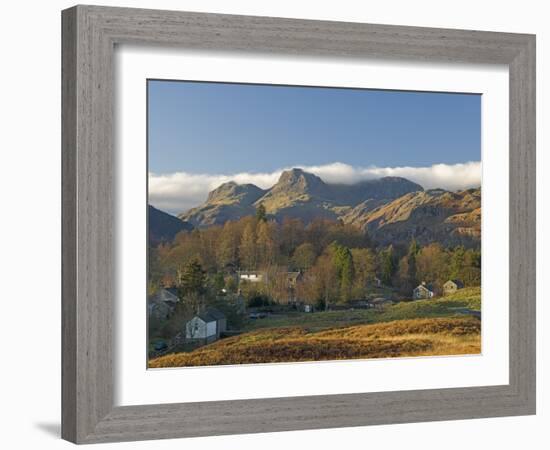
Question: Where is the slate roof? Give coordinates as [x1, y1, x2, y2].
[415, 283, 434, 292]
[150, 287, 180, 303]
[164, 287, 180, 298]
[196, 307, 226, 323]
[447, 279, 464, 288]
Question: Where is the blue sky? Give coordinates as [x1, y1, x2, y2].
[147, 80, 481, 214]
[148, 80, 480, 174]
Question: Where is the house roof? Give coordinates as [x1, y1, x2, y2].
[164, 287, 179, 297]
[150, 287, 180, 303]
[287, 271, 302, 281]
[415, 283, 434, 292]
[196, 307, 226, 323]
[446, 279, 464, 288]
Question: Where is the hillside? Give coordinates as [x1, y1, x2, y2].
[179, 182, 266, 227]
[149, 316, 480, 367]
[342, 188, 481, 247]
[149, 287, 481, 367]
[179, 168, 424, 228]
[171, 168, 481, 248]
[148, 205, 193, 245]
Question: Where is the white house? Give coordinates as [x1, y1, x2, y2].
[413, 282, 435, 300]
[238, 271, 265, 283]
[185, 307, 227, 343]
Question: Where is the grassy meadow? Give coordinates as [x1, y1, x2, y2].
[149, 287, 481, 368]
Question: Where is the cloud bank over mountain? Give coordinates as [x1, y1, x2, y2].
[149, 161, 481, 215]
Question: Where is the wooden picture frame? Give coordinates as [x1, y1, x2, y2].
[61, 5, 536, 444]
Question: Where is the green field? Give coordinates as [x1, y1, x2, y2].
[149, 287, 481, 367]
[242, 287, 481, 332]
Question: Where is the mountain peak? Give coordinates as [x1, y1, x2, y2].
[180, 169, 427, 228]
[207, 181, 264, 204]
[276, 168, 326, 190]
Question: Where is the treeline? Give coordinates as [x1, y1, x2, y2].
[149, 212, 481, 307]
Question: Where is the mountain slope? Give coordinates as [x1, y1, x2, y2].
[179, 182, 266, 227]
[148, 205, 193, 244]
[173, 168, 480, 247]
[342, 188, 481, 246]
[254, 169, 339, 222]
[178, 168, 423, 227]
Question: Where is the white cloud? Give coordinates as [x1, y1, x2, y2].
[149, 161, 481, 215]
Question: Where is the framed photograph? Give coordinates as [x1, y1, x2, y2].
[62, 5, 536, 444]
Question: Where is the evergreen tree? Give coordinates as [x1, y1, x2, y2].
[330, 243, 355, 303]
[255, 203, 267, 222]
[406, 238, 419, 287]
[179, 259, 206, 296]
[213, 271, 225, 293]
[380, 245, 396, 285]
[291, 242, 317, 271]
[351, 247, 376, 298]
[449, 245, 466, 280]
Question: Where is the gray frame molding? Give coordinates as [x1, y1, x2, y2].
[62, 5, 536, 444]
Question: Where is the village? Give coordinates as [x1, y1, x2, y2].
[148, 265, 474, 358]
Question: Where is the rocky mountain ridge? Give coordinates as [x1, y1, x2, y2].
[150, 168, 481, 248]
[179, 168, 423, 227]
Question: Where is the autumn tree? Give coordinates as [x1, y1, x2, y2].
[256, 220, 277, 268]
[264, 265, 294, 304]
[416, 243, 451, 289]
[309, 253, 339, 310]
[216, 221, 240, 268]
[239, 220, 257, 269]
[351, 247, 376, 298]
[148, 211, 481, 304]
[328, 222, 371, 249]
[280, 217, 305, 260]
[291, 242, 317, 271]
[304, 219, 333, 254]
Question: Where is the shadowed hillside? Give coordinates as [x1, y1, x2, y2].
[342, 188, 481, 246]
[148, 205, 193, 245]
